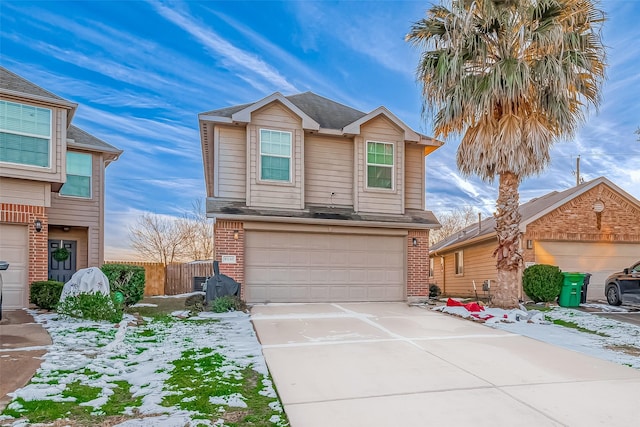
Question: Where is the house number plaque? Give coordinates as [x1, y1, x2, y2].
[221, 255, 237, 264]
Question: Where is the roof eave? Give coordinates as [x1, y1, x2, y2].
[231, 92, 321, 131]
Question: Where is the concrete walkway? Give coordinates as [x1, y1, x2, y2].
[251, 302, 640, 427]
[0, 310, 51, 410]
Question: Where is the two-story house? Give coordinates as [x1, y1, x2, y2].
[199, 92, 442, 303]
[0, 67, 122, 310]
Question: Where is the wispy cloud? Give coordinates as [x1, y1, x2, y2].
[149, 0, 298, 94]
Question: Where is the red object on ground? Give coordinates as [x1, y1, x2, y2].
[446, 298, 484, 312]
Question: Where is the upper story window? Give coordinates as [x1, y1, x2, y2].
[454, 250, 464, 275]
[366, 141, 393, 189]
[60, 152, 92, 198]
[260, 129, 291, 182]
[0, 100, 52, 168]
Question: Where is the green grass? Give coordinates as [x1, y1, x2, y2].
[101, 381, 143, 415]
[161, 348, 287, 426]
[546, 317, 610, 337]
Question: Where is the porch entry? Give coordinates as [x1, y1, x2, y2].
[48, 239, 77, 283]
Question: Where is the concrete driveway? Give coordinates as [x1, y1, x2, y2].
[251, 302, 640, 427]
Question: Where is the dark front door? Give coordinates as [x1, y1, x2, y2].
[48, 240, 77, 283]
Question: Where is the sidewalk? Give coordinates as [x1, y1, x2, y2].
[252, 302, 640, 427]
[0, 310, 51, 411]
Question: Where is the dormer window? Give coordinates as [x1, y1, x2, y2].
[366, 141, 393, 189]
[260, 129, 291, 182]
[0, 100, 51, 168]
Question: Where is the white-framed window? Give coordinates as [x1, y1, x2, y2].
[429, 257, 434, 278]
[60, 152, 92, 198]
[0, 100, 52, 168]
[454, 250, 464, 275]
[366, 141, 393, 189]
[260, 129, 291, 182]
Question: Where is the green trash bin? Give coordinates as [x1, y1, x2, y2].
[559, 272, 586, 307]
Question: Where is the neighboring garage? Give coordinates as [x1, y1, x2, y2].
[244, 229, 406, 303]
[535, 241, 640, 301]
[0, 223, 28, 309]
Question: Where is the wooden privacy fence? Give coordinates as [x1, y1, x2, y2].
[104, 261, 165, 296]
[165, 262, 214, 295]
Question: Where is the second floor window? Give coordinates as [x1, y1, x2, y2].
[60, 152, 92, 198]
[367, 141, 393, 189]
[0, 100, 51, 168]
[260, 129, 291, 182]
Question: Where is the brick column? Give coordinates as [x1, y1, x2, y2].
[1, 203, 48, 285]
[407, 229, 430, 299]
[214, 220, 245, 299]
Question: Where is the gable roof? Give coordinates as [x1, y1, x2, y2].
[430, 176, 640, 252]
[199, 91, 443, 147]
[0, 66, 77, 114]
[67, 125, 122, 157]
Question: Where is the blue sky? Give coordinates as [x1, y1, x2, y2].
[1, 0, 639, 259]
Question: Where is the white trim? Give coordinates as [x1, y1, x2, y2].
[232, 93, 320, 130]
[343, 106, 420, 142]
[365, 140, 395, 191]
[259, 128, 292, 183]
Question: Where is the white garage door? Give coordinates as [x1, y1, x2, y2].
[0, 224, 29, 309]
[535, 241, 640, 301]
[245, 231, 405, 303]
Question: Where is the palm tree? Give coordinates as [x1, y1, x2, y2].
[407, 0, 606, 308]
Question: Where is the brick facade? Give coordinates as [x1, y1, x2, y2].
[523, 184, 640, 263]
[0, 203, 49, 285]
[407, 229, 430, 298]
[213, 220, 245, 299]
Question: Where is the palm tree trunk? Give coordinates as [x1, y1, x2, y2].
[492, 171, 522, 308]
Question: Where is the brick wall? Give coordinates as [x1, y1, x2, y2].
[0, 203, 48, 284]
[214, 220, 245, 299]
[407, 229, 430, 298]
[525, 184, 640, 243]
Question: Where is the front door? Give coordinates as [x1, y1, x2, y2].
[48, 240, 77, 283]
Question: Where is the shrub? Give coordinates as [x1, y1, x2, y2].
[209, 295, 244, 313]
[56, 293, 123, 323]
[523, 264, 563, 303]
[101, 264, 145, 306]
[30, 280, 64, 310]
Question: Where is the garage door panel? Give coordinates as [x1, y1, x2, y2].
[245, 230, 405, 303]
[535, 241, 640, 301]
[0, 224, 28, 309]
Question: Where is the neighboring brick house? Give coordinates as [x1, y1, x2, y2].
[198, 92, 443, 303]
[0, 67, 122, 309]
[429, 177, 640, 301]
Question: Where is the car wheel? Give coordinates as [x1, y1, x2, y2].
[606, 284, 622, 306]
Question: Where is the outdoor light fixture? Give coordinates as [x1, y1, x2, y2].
[34, 219, 43, 233]
[63, 226, 70, 232]
[412, 237, 418, 247]
[526, 239, 533, 249]
[233, 230, 239, 240]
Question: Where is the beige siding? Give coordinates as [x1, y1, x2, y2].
[404, 144, 424, 210]
[48, 151, 103, 267]
[439, 239, 498, 297]
[0, 100, 66, 184]
[356, 116, 403, 214]
[0, 177, 51, 206]
[305, 134, 353, 207]
[216, 126, 246, 199]
[248, 103, 303, 209]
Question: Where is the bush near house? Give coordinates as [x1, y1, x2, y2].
[56, 293, 123, 323]
[523, 264, 563, 303]
[30, 280, 64, 310]
[101, 264, 146, 306]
